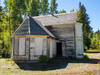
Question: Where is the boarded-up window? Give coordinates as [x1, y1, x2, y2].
[19, 38, 25, 55]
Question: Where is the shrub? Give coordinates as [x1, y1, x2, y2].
[39, 55, 50, 63]
[84, 54, 89, 59]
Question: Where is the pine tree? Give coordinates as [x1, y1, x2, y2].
[40, 0, 49, 15]
[50, 0, 58, 14]
[78, 2, 93, 50]
[59, 9, 66, 13]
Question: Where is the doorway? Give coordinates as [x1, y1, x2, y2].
[56, 42, 62, 57]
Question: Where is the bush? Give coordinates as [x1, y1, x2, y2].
[39, 55, 50, 63]
[84, 54, 89, 59]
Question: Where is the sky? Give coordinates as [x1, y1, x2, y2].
[55, 0, 100, 32]
[0, 0, 100, 32]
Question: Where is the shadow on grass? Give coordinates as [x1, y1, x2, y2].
[15, 58, 100, 71]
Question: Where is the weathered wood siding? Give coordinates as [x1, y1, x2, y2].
[19, 38, 25, 55]
[30, 37, 43, 60]
[75, 23, 83, 58]
[49, 39, 57, 58]
[12, 38, 30, 61]
[46, 24, 75, 57]
[29, 37, 52, 60]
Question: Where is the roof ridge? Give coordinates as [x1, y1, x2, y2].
[33, 12, 77, 18]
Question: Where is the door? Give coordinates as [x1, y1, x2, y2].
[56, 42, 62, 57]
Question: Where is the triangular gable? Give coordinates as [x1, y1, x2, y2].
[13, 18, 30, 35]
[13, 16, 55, 38]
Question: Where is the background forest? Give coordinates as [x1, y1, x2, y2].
[0, 0, 100, 58]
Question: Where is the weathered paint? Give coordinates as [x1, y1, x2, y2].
[11, 35, 48, 38]
[49, 38, 57, 58]
[47, 24, 75, 57]
[14, 38, 19, 55]
[11, 23, 84, 60]
[19, 38, 25, 55]
[29, 37, 51, 60]
[75, 23, 83, 58]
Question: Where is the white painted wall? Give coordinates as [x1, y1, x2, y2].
[30, 37, 48, 60]
[50, 39, 57, 58]
[19, 38, 25, 55]
[17, 37, 57, 60]
[75, 23, 84, 58]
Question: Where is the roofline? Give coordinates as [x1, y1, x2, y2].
[32, 17, 56, 38]
[33, 12, 77, 18]
[12, 17, 29, 36]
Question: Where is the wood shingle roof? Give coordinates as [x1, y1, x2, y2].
[13, 16, 55, 38]
[12, 12, 77, 38]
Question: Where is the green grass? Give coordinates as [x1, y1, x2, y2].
[86, 49, 100, 53]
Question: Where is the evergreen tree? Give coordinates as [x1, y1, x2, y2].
[78, 2, 93, 50]
[59, 9, 66, 13]
[28, 0, 40, 16]
[40, 0, 49, 15]
[50, 0, 58, 14]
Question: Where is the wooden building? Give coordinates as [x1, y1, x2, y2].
[11, 12, 83, 61]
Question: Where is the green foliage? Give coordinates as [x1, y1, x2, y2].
[40, 0, 49, 15]
[0, 5, 11, 58]
[78, 2, 93, 51]
[84, 54, 89, 59]
[50, 0, 58, 14]
[39, 55, 50, 63]
[70, 9, 75, 12]
[90, 30, 100, 49]
[28, 0, 40, 16]
[86, 49, 100, 53]
[59, 9, 66, 13]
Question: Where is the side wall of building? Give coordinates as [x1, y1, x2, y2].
[75, 23, 84, 58]
[12, 36, 57, 61]
[12, 37, 30, 61]
[46, 24, 75, 57]
[49, 38, 57, 58]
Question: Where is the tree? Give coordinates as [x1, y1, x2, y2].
[50, 0, 58, 14]
[40, 0, 49, 15]
[0, 5, 11, 57]
[77, 2, 93, 50]
[59, 9, 66, 13]
[70, 9, 75, 12]
[90, 30, 100, 49]
[28, 0, 40, 16]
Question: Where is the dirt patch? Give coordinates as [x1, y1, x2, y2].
[0, 53, 100, 75]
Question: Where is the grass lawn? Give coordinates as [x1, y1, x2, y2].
[0, 54, 100, 75]
[86, 49, 100, 53]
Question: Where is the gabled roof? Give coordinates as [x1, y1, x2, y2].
[33, 12, 77, 26]
[13, 16, 55, 38]
[12, 12, 77, 38]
